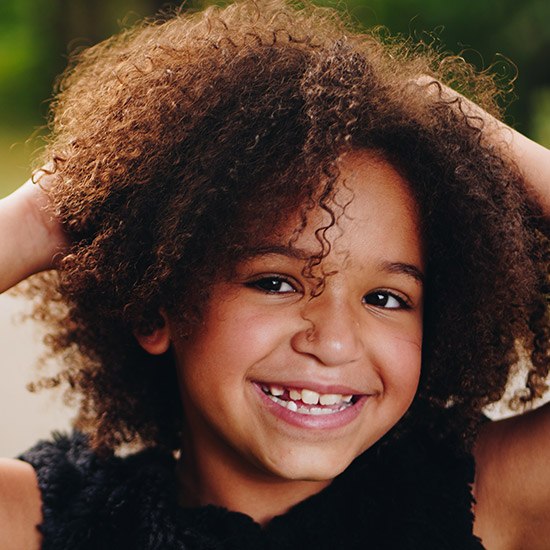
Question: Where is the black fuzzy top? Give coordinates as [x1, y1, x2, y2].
[20, 430, 484, 549]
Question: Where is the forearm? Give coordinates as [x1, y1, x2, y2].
[0, 178, 64, 293]
[422, 77, 550, 216]
[503, 129, 550, 216]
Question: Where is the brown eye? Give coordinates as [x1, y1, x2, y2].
[248, 277, 296, 294]
[363, 291, 408, 309]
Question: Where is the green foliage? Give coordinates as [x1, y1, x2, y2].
[1, 0, 548, 195]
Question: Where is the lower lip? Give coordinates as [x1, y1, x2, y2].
[252, 383, 369, 430]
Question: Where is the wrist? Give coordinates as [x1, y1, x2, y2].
[2, 179, 66, 280]
[25, 178, 68, 272]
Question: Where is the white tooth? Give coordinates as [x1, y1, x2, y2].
[266, 392, 351, 415]
[319, 393, 341, 406]
[301, 389, 320, 405]
[270, 385, 284, 397]
[342, 395, 353, 403]
[289, 389, 302, 401]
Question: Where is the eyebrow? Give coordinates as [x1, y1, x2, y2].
[248, 245, 313, 261]
[247, 245, 425, 286]
[378, 260, 425, 286]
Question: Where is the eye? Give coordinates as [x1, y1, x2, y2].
[247, 276, 297, 294]
[363, 291, 410, 310]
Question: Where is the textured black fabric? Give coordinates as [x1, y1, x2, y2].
[20, 430, 485, 549]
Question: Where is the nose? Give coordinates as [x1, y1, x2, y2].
[290, 293, 364, 367]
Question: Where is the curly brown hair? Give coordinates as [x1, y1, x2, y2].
[25, 0, 549, 454]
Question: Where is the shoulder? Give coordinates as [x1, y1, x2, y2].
[0, 458, 42, 550]
[13, 431, 105, 549]
[16, 431, 178, 548]
[473, 404, 550, 549]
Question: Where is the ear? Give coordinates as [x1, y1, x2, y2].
[134, 311, 171, 355]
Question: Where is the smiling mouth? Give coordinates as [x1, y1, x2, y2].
[259, 384, 359, 416]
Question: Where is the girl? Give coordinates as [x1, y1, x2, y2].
[0, 1, 549, 548]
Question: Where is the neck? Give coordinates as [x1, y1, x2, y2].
[176, 431, 331, 526]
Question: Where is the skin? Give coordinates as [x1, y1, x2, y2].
[0, 459, 41, 550]
[138, 150, 425, 524]
[0, 172, 66, 294]
[0, 113, 548, 547]
[473, 406, 550, 549]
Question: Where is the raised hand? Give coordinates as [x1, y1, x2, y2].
[0, 171, 67, 293]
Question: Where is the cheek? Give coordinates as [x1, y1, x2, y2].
[230, 311, 289, 357]
[378, 328, 422, 403]
[179, 308, 290, 385]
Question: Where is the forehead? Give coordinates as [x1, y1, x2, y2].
[269, 149, 424, 271]
[336, 150, 420, 234]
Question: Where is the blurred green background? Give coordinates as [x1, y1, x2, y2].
[1, 0, 549, 198]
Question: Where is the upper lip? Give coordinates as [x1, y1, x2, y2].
[253, 380, 372, 396]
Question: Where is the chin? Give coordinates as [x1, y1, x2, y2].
[263, 451, 356, 482]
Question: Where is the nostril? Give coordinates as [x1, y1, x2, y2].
[291, 306, 364, 366]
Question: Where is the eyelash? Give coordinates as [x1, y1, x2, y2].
[246, 275, 298, 294]
[362, 290, 411, 310]
[246, 276, 412, 310]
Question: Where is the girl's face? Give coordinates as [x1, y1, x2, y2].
[168, 150, 424, 482]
